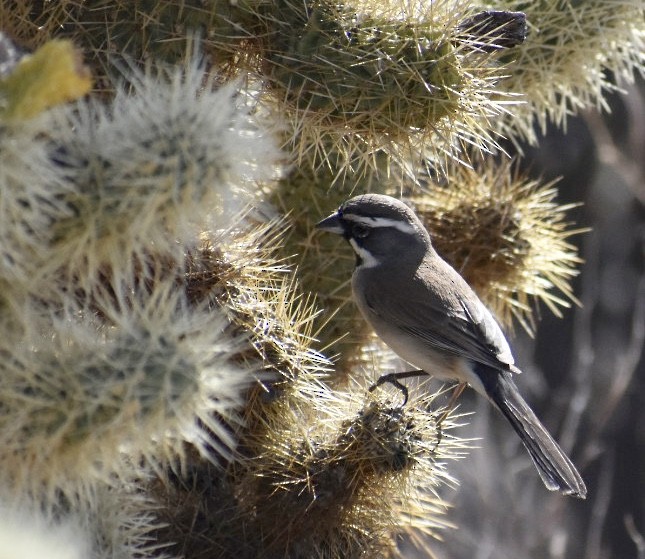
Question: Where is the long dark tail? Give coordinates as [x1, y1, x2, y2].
[476, 365, 587, 498]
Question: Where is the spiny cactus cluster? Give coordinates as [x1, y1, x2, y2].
[0, 0, 643, 557]
[4, 0, 528, 175]
[411, 159, 585, 332]
[153, 373, 467, 558]
[490, 0, 645, 141]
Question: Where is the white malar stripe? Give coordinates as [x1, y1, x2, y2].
[349, 238, 379, 268]
[343, 214, 416, 235]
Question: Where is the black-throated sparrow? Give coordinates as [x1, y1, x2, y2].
[316, 193, 586, 498]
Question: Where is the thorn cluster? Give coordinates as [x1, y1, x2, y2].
[411, 160, 584, 332]
[152, 373, 467, 558]
[493, 0, 645, 141]
[0, 0, 523, 177]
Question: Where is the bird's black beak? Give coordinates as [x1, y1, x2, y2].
[315, 211, 345, 235]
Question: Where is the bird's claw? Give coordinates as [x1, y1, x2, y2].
[368, 370, 429, 407]
[369, 373, 411, 406]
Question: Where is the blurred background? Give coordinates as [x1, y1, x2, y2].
[428, 75, 645, 559]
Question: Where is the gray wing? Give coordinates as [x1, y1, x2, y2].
[363, 263, 519, 373]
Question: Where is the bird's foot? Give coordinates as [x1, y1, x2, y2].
[368, 370, 429, 406]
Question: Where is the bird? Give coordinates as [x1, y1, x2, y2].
[316, 193, 587, 498]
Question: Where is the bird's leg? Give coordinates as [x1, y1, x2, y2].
[443, 381, 467, 417]
[433, 382, 468, 450]
[368, 370, 429, 406]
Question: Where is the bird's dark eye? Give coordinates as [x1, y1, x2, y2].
[352, 224, 370, 239]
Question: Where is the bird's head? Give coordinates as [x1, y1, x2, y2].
[316, 194, 431, 268]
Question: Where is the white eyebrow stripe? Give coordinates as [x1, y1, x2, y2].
[343, 214, 416, 235]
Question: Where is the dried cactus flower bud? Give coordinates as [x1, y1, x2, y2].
[458, 10, 528, 51]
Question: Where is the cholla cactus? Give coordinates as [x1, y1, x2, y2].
[0, 284, 255, 498]
[0, 64, 284, 510]
[153, 367, 466, 558]
[410, 159, 584, 332]
[257, 0, 520, 176]
[232, 384, 463, 557]
[44, 55, 278, 291]
[0, 33, 289, 533]
[0, 1, 643, 558]
[491, 0, 645, 141]
[1, 0, 526, 176]
[270, 163, 376, 373]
